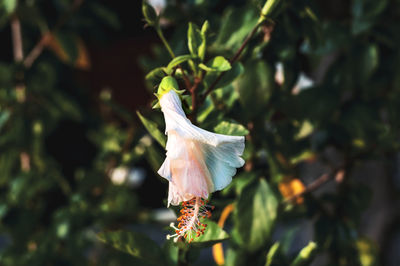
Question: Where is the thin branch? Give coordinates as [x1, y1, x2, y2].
[284, 168, 345, 204]
[11, 13, 31, 171]
[11, 13, 26, 103]
[188, 76, 202, 123]
[23, 34, 50, 68]
[11, 15, 23, 62]
[177, 66, 191, 90]
[23, 0, 84, 68]
[156, 26, 175, 59]
[202, 22, 262, 100]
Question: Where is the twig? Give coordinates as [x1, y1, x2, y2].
[11, 13, 31, 171]
[23, 34, 51, 68]
[188, 76, 202, 123]
[202, 22, 262, 100]
[23, 0, 84, 68]
[177, 66, 191, 90]
[284, 168, 345, 204]
[156, 27, 175, 59]
[154, 26, 193, 92]
[11, 15, 23, 62]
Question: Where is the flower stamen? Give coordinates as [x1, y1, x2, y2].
[166, 197, 213, 243]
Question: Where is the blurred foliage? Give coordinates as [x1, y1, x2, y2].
[0, 0, 400, 265]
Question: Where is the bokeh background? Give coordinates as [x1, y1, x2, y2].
[0, 0, 400, 265]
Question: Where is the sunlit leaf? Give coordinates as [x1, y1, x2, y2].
[166, 54, 193, 73]
[290, 242, 317, 266]
[214, 121, 248, 136]
[199, 56, 231, 72]
[146, 67, 167, 88]
[97, 230, 165, 265]
[188, 22, 202, 58]
[204, 62, 244, 90]
[137, 111, 166, 147]
[278, 177, 305, 204]
[356, 237, 378, 266]
[235, 60, 274, 118]
[191, 219, 229, 248]
[3, 0, 16, 14]
[265, 242, 281, 266]
[0, 110, 10, 131]
[46, 33, 90, 69]
[233, 178, 278, 252]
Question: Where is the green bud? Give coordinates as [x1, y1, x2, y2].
[259, 0, 281, 22]
[201, 20, 209, 35]
[290, 242, 318, 266]
[142, 0, 158, 27]
[155, 76, 184, 99]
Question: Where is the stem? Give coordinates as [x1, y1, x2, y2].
[283, 169, 345, 204]
[188, 76, 202, 124]
[156, 26, 175, 59]
[11, 12, 31, 171]
[11, 15, 23, 62]
[24, 34, 50, 68]
[178, 66, 192, 89]
[202, 21, 262, 100]
[177, 248, 189, 266]
[23, 0, 84, 68]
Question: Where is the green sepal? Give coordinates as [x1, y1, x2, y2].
[153, 76, 186, 108]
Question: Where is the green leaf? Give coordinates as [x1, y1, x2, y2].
[214, 121, 249, 136]
[214, 8, 258, 51]
[199, 56, 231, 72]
[137, 111, 166, 147]
[166, 54, 193, 73]
[3, 0, 15, 14]
[145, 67, 166, 88]
[3, 0, 16, 14]
[358, 44, 379, 82]
[97, 230, 165, 266]
[187, 21, 208, 61]
[225, 248, 247, 266]
[235, 60, 274, 118]
[222, 172, 257, 196]
[351, 0, 387, 35]
[53, 32, 79, 63]
[294, 120, 314, 140]
[145, 139, 164, 172]
[199, 20, 209, 61]
[290, 242, 317, 266]
[204, 62, 244, 90]
[162, 240, 179, 266]
[218, 62, 244, 88]
[0, 110, 10, 131]
[89, 2, 120, 29]
[188, 23, 202, 57]
[260, 0, 282, 20]
[356, 237, 378, 266]
[233, 178, 278, 252]
[191, 218, 229, 248]
[142, 0, 158, 27]
[266, 242, 281, 266]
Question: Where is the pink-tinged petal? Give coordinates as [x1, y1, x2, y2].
[158, 90, 245, 205]
[167, 131, 213, 203]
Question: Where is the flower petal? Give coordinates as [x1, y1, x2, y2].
[158, 90, 245, 205]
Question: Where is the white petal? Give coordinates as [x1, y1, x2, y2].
[160, 90, 244, 146]
[203, 138, 245, 191]
[157, 157, 171, 181]
[158, 90, 245, 204]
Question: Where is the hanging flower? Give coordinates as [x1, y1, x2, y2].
[155, 76, 245, 242]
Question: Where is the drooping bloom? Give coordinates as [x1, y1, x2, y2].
[155, 77, 245, 242]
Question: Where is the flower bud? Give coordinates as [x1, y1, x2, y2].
[142, 0, 158, 27]
[259, 0, 281, 22]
